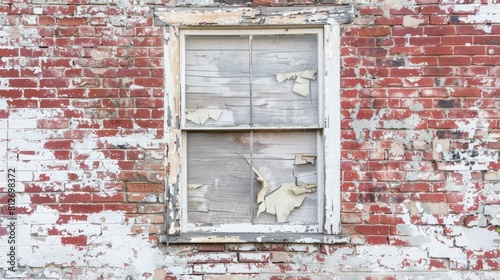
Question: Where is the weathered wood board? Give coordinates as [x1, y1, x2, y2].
[184, 34, 319, 128]
[186, 131, 318, 225]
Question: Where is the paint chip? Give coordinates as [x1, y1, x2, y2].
[295, 154, 316, 165]
[242, 154, 316, 222]
[276, 69, 317, 97]
[257, 182, 316, 222]
[187, 184, 203, 189]
[186, 108, 223, 125]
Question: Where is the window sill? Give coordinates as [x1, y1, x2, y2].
[159, 233, 349, 244]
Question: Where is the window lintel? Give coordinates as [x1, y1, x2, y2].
[154, 5, 355, 27]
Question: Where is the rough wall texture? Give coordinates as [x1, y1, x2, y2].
[0, 0, 499, 279]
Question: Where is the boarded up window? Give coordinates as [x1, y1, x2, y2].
[181, 29, 325, 233]
[156, 5, 353, 243]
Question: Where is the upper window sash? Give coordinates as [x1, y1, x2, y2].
[180, 28, 324, 130]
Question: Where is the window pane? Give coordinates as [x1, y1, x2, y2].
[186, 132, 253, 224]
[185, 36, 251, 127]
[252, 131, 318, 224]
[251, 34, 319, 127]
[186, 131, 319, 226]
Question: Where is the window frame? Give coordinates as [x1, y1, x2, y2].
[155, 6, 352, 244]
[181, 28, 325, 234]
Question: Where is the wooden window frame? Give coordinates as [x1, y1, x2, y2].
[155, 6, 354, 244]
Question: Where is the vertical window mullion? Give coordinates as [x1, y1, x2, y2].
[249, 35, 255, 223]
[249, 35, 254, 127]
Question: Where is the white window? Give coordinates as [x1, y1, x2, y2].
[156, 6, 353, 243]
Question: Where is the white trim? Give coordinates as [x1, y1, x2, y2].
[181, 131, 188, 233]
[180, 32, 187, 129]
[323, 24, 341, 234]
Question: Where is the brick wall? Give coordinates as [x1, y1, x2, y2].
[0, 0, 499, 279]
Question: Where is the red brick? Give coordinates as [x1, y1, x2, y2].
[424, 26, 456, 35]
[0, 4, 10, 13]
[474, 36, 500, 45]
[455, 66, 488, 77]
[41, 58, 72, 67]
[88, 89, 119, 98]
[375, 57, 406, 67]
[472, 56, 500, 66]
[0, 89, 22, 98]
[30, 194, 58, 204]
[375, 15, 403, 25]
[54, 150, 72, 160]
[68, 204, 104, 213]
[0, 48, 19, 57]
[413, 193, 446, 202]
[456, 25, 490, 35]
[92, 193, 125, 202]
[420, 5, 447, 15]
[342, 36, 376, 47]
[359, 27, 391, 37]
[43, 5, 76, 15]
[198, 244, 226, 252]
[354, 225, 391, 235]
[449, 87, 481, 97]
[60, 193, 92, 203]
[133, 78, 163, 87]
[402, 77, 434, 87]
[409, 36, 440, 46]
[102, 119, 134, 129]
[61, 236, 87, 246]
[453, 46, 485, 55]
[469, 259, 500, 270]
[391, 7, 419, 15]
[40, 99, 70, 108]
[38, 119, 69, 129]
[44, 140, 73, 149]
[392, 26, 423, 36]
[132, 37, 162, 46]
[127, 183, 164, 193]
[408, 56, 439, 66]
[422, 46, 453, 55]
[389, 68, 420, 77]
[359, 6, 384, 15]
[10, 78, 38, 88]
[58, 18, 88, 26]
[133, 57, 163, 67]
[135, 98, 163, 108]
[420, 67, 453, 76]
[430, 15, 448, 25]
[74, 37, 101, 47]
[8, 99, 38, 108]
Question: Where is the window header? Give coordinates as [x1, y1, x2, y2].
[155, 6, 356, 27]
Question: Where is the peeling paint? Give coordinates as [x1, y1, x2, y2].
[403, 15, 425, 27]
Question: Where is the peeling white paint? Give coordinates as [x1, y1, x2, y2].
[455, 227, 500, 250]
[403, 15, 425, 27]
